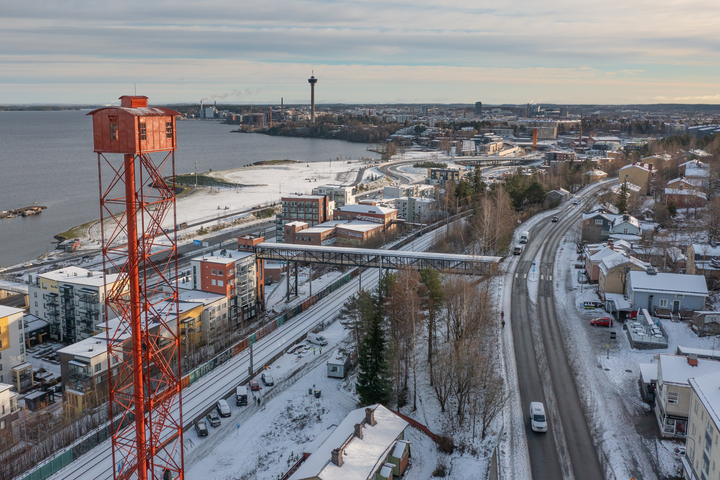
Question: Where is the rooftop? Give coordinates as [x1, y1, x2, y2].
[38, 266, 119, 288]
[690, 372, 720, 430]
[0, 305, 24, 319]
[337, 221, 385, 233]
[336, 204, 396, 216]
[665, 188, 707, 199]
[192, 252, 253, 265]
[178, 290, 227, 305]
[58, 337, 109, 359]
[658, 354, 720, 386]
[629, 271, 708, 297]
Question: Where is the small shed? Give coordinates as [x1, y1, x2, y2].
[639, 363, 658, 403]
[327, 351, 351, 379]
[24, 389, 55, 412]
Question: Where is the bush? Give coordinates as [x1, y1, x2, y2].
[413, 161, 447, 169]
[432, 463, 448, 477]
[436, 435, 455, 454]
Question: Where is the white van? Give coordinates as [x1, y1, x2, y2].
[519, 231, 529, 244]
[529, 402, 547, 432]
[307, 333, 328, 346]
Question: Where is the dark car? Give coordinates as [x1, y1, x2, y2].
[249, 379, 260, 391]
[236, 394, 248, 406]
[195, 420, 208, 437]
[590, 317, 613, 327]
[206, 410, 221, 427]
[513, 246, 523, 255]
[261, 373, 274, 386]
[551, 216, 559, 223]
[572, 200, 580, 206]
[216, 399, 231, 418]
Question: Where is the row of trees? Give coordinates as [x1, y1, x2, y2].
[340, 267, 507, 439]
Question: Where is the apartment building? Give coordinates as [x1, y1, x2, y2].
[312, 185, 355, 207]
[395, 197, 435, 223]
[427, 168, 465, 185]
[190, 251, 263, 323]
[58, 335, 118, 414]
[0, 383, 20, 448]
[684, 372, 720, 479]
[619, 162, 653, 196]
[28, 266, 122, 344]
[333, 202, 398, 225]
[0, 306, 26, 388]
[275, 194, 332, 243]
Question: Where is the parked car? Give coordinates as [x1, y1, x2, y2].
[674, 446, 686, 459]
[236, 386, 248, 406]
[216, 399, 231, 418]
[261, 373, 274, 386]
[551, 216, 559, 223]
[249, 379, 260, 391]
[513, 246, 523, 255]
[307, 333, 328, 346]
[195, 420, 208, 437]
[529, 402, 548, 433]
[590, 317, 613, 327]
[206, 410, 221, 427]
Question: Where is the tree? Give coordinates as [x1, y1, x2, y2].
[356, 304, 393, 406]
[338, 290, 375, 361]
[706, 198, 720, 242]
[668, 200, 677, 217]
[616, 181, 629, 213]
[419, 268, 443, 386]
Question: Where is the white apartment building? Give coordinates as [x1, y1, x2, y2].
[684, 372, 720, 480]
[28, 266, 122, 344]
[0, 383, 20, 447]
[0, 306, 26, 388]
[395, 197, 435, 224]
[312, 185, 356, 207]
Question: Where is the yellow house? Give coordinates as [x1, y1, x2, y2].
[619, 162, 653, 196]
[176, 302, 205, 350]
[598, 253, 649, 298]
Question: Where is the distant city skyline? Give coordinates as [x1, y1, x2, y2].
[1, 1, 720, 105]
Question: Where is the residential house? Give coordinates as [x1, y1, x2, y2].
[667, 177, 705, 191]
[689, 311, 720, 337]
[286, 404, 410, 480]
[0, 306, 26, 389]
[665, 188, 707, 209]
[655, 354, 720, 438]
[686, 243, 720, 279]
[583, 240, 637, 283]
[627, 270, 708, 314]
[583, 169, 608, 183]
[598, 252, 650, 298]
[28, 266, 123, 344]
[545, 188, 570, 207]
[680, 159, 710, 187]
[312, 185, 356, 208]
[427, 168, 465, 185]
[0, 383, 20, 448]
[684, 372, 720, 479]
[582, 210, 642, 243]
[619, 162, 653, 196]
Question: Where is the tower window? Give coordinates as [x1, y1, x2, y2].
[166, 122, 173, 139]
[139, 123, 147, 140]
[110, 123, 118, 141]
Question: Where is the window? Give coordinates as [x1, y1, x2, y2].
[211, 279, 216, 286]
[0, 364, 2, 371]
[218, 281, 224, 287]
[667, 391, 679, 404]
[35, 301, 38, 307]
[166, 122, 173, 139]
[211, 269, 216, 275]
[110, 122, 118, 141]
[42, 282, 46, 289]
[218, 270, 223, 275]
[96, 376, 102, 385]
[139, 122, 147, 140]
[0, 420, 5, 430]
[34, 292, 37, 298]
[0, 340, 2, 348]
[95, 363, 101, 372]
[112, 356, 118, 364]
[660, 299, 668, 308]
[1, 405, 4, 415]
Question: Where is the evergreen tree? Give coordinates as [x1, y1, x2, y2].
[616, 181, 629, 212]
[356, 305, 393, 406]
[419, 268, 443, 386]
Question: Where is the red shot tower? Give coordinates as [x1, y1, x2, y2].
[88, 96, 184, 480]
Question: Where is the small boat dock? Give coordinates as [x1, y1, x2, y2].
[0, 205, 47, 219]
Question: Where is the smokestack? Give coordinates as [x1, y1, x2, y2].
[281, 97, 284, 117]
[308, 72, 318, 124]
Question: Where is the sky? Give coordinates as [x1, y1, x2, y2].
[1, 0, 720, 105]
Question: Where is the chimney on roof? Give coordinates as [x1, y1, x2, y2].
[354, 423, 363, 439]
[331, 448, 344, 467]
[608, 239, 614, 250]
[365, 407, 377, 426]
[688, 354, 698, 367]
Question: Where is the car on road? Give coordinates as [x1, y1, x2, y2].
[674, 445, 686, 459]
[216, 399, 231, 418]
[261, 373, 274, 386]
[249, 379, 260, 391]
[206, 410, 221, 427]
[529, 402, 548, 433]
[572, 200, 580, 206]
[513, 246, 523, 255]
[195, 420, 208, 437]
[551, 216, 559, 223]
[590, 317, 614, 327]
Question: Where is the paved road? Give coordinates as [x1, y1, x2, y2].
[510, 190, 606, 480]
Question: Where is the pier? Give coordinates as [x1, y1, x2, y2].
[0, 205, 47, 219]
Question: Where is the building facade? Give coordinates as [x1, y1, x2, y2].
[619, 162, 653, 196]
[275, 194, 332, 243]
[312, 185, 355, 208]
[627, 271, 708, 313]
[395, 197, 435, 223]
[0, 383, 20, 448]
[684, 372, 720, 479]
[0, 306, 26, 388]
[29, 267, 122, 344]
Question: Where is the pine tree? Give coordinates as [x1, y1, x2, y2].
[616, 181, 629, 213]
[356, 307, 393, 406]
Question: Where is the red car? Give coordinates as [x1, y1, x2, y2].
[590, 317, 613, 327]
[249, 379, 260, 391]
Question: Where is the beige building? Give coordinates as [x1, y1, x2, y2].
[619, 162, 653, 196]
[0, 306, 27, 389]
[684, 372, 720, 479]
[0, 383, 20, 448]
[656, 355, 720, 438]
[597, 252, 649, 298]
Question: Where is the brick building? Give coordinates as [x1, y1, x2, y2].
[275, 194, 332, 243]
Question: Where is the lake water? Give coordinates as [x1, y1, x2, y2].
[0, 110, 378, 268]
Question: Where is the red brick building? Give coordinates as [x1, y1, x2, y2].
[333, 202, 397, 224]
[276, 194, 332, 243]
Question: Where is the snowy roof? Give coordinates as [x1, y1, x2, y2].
[690, 372, 720, 430]
[691, 244, 720, 258]
[611, 215, 640, 230]
[680, 159, 708, 169]
[620, 163, 651, 173]
[86, 106, 179, 118]
[639, 363, 658, 383]
[337, 221, 384, 233]
[0, 383, 11, 394]
[677, 346, 720, 361]
[658, 355, 720, 386]
[335, 204, 396, 215]
[193, 252, 253, 265]
[58, 337, 109, 359]
[178, 290, 226, 305]
[628, 271, 708, 297]
[289, 404, 408, 480]
[0, 305, 24, 319]
[611, 182, 641, 194]
[598, 252, 648, 275]
[605, 293, 631, 310]
[584, 169, 608, 177]
[24, 314, 48, 333]
[38, 266, 119, 288]
[285, 221, 309, 227]
[665, 188, 707, 199]
[667, 177, 704, 188]
[283, 194, 327, 200]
